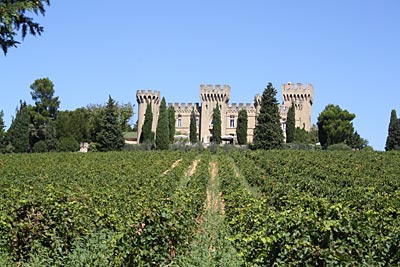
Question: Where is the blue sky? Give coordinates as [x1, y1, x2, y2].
[2, 0, 399, 150]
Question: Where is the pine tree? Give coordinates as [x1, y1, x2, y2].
[96, 96, 125, 151]
[7, 101, 30, 152]
[29, 78, 60, 146]
[168, 106, 175, 143]
[285, 102, 295, 143]
[385, 109, 400, 151]
[156, 97, 169, 150]
[140, 103, 153, 143]
[236, 109, 248, 145]
[317, 104, 355, 149]
[252, 83, 284, 149]
[190, 110, 197, 144]
[213, 104, 221, 144]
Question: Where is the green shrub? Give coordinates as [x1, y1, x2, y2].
[208, 143, 219, 154]
[88, 142, 98, 152]
[32, 140, 48, 153]
[57, 137, 79, 152]
[327, 143, 352, 150]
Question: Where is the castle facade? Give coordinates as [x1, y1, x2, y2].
[136, 83, 314, 144]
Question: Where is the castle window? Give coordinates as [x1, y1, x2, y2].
[229, 115, 235, 128]
[196, 116, 199, 128]
[177, 115, 182, 128]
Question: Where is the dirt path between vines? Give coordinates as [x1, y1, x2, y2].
[163, 159, 182, 175]
[187, 159, 200, 177]
[206, 162, 225, 215]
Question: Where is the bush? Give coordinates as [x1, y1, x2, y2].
[32, 140, 48, 153]
[208, 143, 219, 154]
[88, 142, 98, 152]
[327, 143, 352, 151]
[283, 142, 321, 150]
[57, 137, 79, 152]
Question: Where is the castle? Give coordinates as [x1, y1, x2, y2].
[136, 83, 314, 144]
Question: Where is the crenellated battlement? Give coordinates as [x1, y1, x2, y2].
[136, 90, 160, 103]
[282, 82, 314, 104]
[168, 102, 200, 114]
[282, 82, 313, 92]
[200, 84, 231, 102]
[200, 84, 231, 93]
[226, 103, 257, 114]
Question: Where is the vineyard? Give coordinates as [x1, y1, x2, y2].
[0, 150, 399, 266]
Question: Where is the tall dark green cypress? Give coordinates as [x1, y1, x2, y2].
[7, 101, 30, 152]
[156, 97, 169, 150]
[140, 103, 153, 143]
[236, 109, 248, 145]
[96, 95, 125, 151]
[385, 109, 400, 151]
[190, 110, 197, 144]
[285, 102, 295, 143]
[0, 110, 5, 151]
[213, 104, 221, 144]
[252, 82, 284, 149]
[168, 105, 175, 144]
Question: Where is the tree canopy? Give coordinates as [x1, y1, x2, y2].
[0, 0, 50, 55]
[385, 109, 400, 151]
[252, 83, 284, 149]
[212, 104, 221, 144]
[236, 109, 248, 145]
[95, 96, 125, 151]
[317, 104, 355, 149]
[29, 77, 59, 147]
[190, 109, 197, 144]
[347, 131, 369, 150]
[0, 110, 5, 151]
[168, 106, 175, 144]
[7, 101, 30, 152]
[155, 97, 169, 150]
[140, 103, 153, 144]
[285, 102, 295, 143]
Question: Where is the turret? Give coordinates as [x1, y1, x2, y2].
[281, 82, 314, 131]
[136, 90, 160, 143]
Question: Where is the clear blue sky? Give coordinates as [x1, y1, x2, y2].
[2, 0, 400, 150]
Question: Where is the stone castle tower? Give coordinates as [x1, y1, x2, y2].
[136, 83, 314, 144]
[281, 82, 314, 131]
[199, 85, 230, 143]
[136, 90, 160, 142]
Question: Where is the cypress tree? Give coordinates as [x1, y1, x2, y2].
[168, 105, 175, 143]
[140, 102, 153, 143]
[156, 97, 169, 150]
[190, 110, 197, 144]
[252, 82, 284, 149]
[7, 101, 30, 152]
[213, 104, 221, 144]
[236, 109, 248, 145]
[0, 110, 5, 151]
[96, 95, 125, 151]
[285, 102, 295, 143]
[385, 109, 400, 151]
